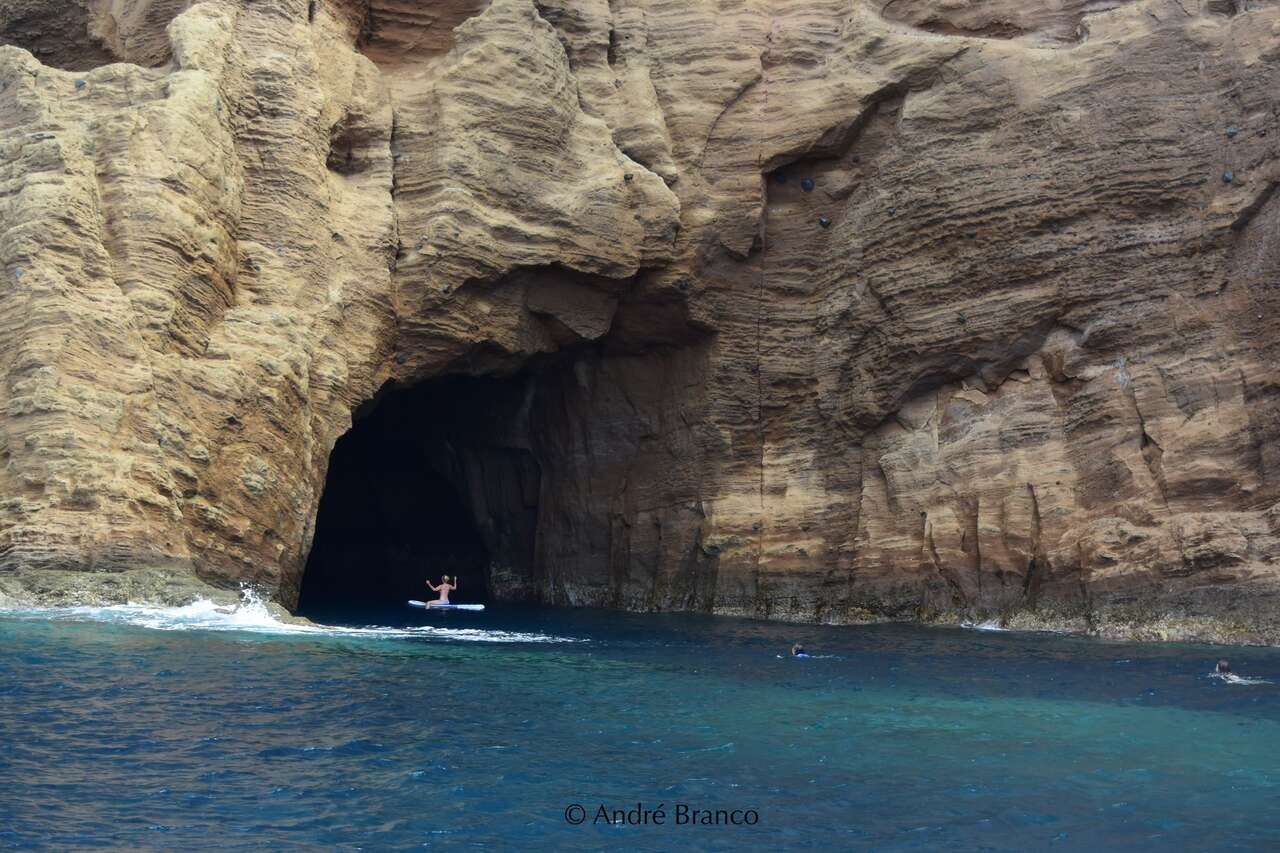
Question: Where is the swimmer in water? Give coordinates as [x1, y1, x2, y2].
[425, 574, 457, 606]
[1210, 659, 1270, 684]
[791, 644, 810, 658]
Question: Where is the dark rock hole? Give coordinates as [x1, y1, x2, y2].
[297, 374, 541, 618]
[1, 3, 119, 71]
[326, 122, 372, 176]
[0, 0, 180, 70]
[606, 25, 619, 66]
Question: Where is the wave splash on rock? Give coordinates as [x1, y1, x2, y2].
[0, 585, 581, 644]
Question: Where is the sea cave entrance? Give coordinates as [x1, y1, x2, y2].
[296, 374, 541, 617]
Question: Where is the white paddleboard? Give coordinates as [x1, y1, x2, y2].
[408, 600, 485, 611]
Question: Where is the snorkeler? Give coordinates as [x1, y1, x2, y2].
[424, 575, 457, 606]
[791, 644, 810, 658]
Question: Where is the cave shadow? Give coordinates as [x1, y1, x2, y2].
[297, 374, 537, 619]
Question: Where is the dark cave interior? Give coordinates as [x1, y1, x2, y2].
[297, 373, 541, 615]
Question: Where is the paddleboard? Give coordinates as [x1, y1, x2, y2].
[408, 600, 485, 611]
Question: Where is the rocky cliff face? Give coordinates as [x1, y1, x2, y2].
[1, 0, 1278, 642]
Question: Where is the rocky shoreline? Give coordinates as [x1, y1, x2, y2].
[3, 566, 1278, 647]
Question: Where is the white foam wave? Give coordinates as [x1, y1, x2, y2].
[1210, 672, 1270, 686]
[961, 620, 1008, 632]
[0, 587, 580, 644]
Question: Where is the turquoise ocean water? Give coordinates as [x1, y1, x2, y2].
[3, 595, 1279, 851]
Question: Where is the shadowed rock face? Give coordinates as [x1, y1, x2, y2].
[0, 0, 1278, 642]
[876, 0, 1139, 45]
[0, 0, 193, 69]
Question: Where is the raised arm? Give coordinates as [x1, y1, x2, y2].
[426, 580, 439, 591]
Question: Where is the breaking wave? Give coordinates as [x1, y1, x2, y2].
[0, 587, 580, 644]
[961, 620, 1008, 632]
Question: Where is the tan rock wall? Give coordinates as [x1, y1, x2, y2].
[1, 0, 1278, 641]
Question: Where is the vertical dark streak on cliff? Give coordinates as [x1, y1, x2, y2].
[609, 510, 630, 608]
[1238, 367, 1267, 486]
[606, 23, 619, 68]
[386, 101, 403, 340]
[970, 494, 982, 599]
[1122, 366, 1171, 510]
[653, 507, 664, 608]
[924, 511, 964, 606]
[972, 491, 983, 591]
[876, 453, 897, 514]
[996, 494, 1009, 590]
[1024, 482, 1042, 601]
[1075, 540, 1093, 630]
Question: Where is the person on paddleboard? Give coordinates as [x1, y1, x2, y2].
[424, 575, 457, 607]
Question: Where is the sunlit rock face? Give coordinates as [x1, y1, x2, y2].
[1, 0, 1279, 641]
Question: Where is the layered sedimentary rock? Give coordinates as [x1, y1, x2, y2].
[1, 0, 1278, 641]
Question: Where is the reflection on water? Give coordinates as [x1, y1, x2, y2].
[3, 601, 1280, 850]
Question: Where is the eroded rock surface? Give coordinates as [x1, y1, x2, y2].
[1, 0, 1278, 641]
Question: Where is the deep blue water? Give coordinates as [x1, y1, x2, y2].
[3, 599, 1280, 851]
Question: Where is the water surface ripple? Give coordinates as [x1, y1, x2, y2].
[3, 601, 1279, 850]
